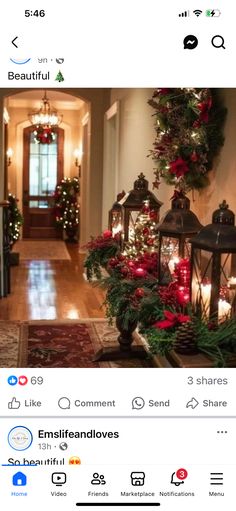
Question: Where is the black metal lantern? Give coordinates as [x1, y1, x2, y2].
[157, 192, 202, 284]
[119, 173, 162, 244]
[190, 200, 236, 322]
[108, 191, 126, 239]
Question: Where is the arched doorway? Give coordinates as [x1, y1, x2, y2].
[1, 88, 110, 244]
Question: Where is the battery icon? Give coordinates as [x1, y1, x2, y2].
[206, 9, 221, 17]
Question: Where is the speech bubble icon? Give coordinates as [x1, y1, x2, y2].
[183, 35, 198, 50]
[132, 397, 145, 410]
[58, 397, 71, 409]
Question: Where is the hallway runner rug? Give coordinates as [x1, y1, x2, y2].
[13, 240, 71, 261]
[18, 320, 154, 368]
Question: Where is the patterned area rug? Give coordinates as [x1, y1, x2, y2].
[13, 240, 71, 261]
[0, 320, 153, 368]
[0, 321, 23, 367]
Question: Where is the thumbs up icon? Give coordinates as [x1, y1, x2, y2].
[8, 397, 21, 409]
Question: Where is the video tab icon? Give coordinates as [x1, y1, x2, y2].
[52, 472, 67, 486]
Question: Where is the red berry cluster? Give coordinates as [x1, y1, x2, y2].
[108, 252, 158, 280]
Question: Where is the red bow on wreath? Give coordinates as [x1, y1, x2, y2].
[153, 310, 191, 330]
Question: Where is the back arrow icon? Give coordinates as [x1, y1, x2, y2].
[12, 37, 18, 48]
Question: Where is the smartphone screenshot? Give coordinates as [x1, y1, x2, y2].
[0, 1, 235, 509]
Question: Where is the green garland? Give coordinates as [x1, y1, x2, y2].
[102, 275, 158, 328]
[145, 316, 236, 367]
[149, 88, 227, 192]
[84, 231, 121, 281]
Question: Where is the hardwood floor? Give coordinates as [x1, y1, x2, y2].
[0, 245, 106, 321]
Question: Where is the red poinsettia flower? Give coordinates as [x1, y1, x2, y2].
[197, 97, 212, 123]
[153, 310, 191, 330]
[169, 158, 189, 178]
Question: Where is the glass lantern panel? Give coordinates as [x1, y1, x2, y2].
[159, 236, 178, 285]
[161, 237, 192, 271]
[110, 211, 123, 236]
[128, 211, 140, 242]
[191, 248, 212, 320]
[192, 249, 235, 322]
[222, 253, 236, 318]
[184, 238, 192, 259]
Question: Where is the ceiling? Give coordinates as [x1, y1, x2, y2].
[6, 90, 85, 111]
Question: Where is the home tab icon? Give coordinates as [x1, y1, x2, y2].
[12, 472, 27, 486]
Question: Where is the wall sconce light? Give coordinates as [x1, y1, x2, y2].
[7, 148, 13, 166]
[74, 148, 82, 167]
[74, 148, 83, 178]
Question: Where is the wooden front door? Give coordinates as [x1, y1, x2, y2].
[23, 126, 64, 238]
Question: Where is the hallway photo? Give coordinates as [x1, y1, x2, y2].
[0, 87, 236, 368]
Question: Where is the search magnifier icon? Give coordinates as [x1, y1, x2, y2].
[211, 35, 226, 49]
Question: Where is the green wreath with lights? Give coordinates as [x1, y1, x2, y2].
[149, 88, 227, 192]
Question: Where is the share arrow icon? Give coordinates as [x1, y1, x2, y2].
[186, 397, 199, 409]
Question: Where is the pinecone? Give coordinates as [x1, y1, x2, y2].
[174, 322, 198, 355]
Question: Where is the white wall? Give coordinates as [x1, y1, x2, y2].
[110, 88, 173, 220]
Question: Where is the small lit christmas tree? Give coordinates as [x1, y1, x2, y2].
[8, 194, 23, 247]
[124, 200, 159, 258]
[54, 177, 80, 242]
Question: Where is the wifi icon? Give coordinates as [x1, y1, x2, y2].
[193, 9, 203, 17]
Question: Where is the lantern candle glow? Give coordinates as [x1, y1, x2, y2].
[157, 192, 202, 285]
[190, 201, 236, 322]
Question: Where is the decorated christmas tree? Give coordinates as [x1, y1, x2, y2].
[8, 193, 23, 247]
[123, 200, 159, 258]
[54, 177, 80, 241]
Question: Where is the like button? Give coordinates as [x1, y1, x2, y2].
[8, 397, 21, 409]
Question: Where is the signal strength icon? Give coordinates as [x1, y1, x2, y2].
[193, 9, 203, 17]
[179, 10, 190, 17]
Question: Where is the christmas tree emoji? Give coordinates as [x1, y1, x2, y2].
[55, 70, 64, 83]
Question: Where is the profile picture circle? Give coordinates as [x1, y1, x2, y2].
[8, 426, 33, 451]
